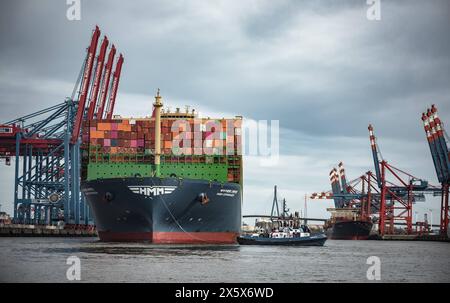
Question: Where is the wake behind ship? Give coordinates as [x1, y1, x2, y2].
[81, 90, 243, 243]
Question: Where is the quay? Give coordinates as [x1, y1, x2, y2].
[0, 224, 97, 237]
[369, 234, 450, 242]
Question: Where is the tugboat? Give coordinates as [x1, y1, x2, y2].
[238, 186, 327, 246]
[237, 225, 327, 246]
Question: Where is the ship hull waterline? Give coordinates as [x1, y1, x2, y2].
[81, 177, 242, 244]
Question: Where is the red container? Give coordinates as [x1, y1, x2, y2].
[203, 132, 213, 140]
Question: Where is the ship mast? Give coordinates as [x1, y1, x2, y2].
[154, 89, 163, 176]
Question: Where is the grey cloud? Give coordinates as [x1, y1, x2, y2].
[0, 0, 448, 218]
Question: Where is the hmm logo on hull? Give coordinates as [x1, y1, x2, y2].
[128, 186, 177, 197]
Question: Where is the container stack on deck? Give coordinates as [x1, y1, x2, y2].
[81, 114, 243, 185]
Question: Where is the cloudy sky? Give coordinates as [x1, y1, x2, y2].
[0, 0, 449, 224]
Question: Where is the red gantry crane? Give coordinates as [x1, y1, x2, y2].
[421, 105, 450, 236]
[310, 164, 379, 221]
[368, 124, 441, 236]
[87, 36, 109, 121]
[96, 44, 116, 119]
[71, 26, 100, 144]
[0, 26, 124, 226]
[105, 53, 124, 120]
[311, 121, 441, 237]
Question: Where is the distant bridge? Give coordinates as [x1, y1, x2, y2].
[242, 215, 328, 223]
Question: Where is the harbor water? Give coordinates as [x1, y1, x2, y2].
[0, 238, 449, 283]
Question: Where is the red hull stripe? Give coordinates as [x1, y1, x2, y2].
[98, 231, 239, 244]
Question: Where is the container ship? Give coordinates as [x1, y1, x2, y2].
[324, 208, 373, 240]
[317, 166, 373, 240]
[80, 90, 243, 243]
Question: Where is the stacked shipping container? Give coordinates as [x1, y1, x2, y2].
[81, 116, 242, 183]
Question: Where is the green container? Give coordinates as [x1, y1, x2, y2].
[159, 163, 228, 182]
[87, 163, 154, 180]
[86, 161, 229, 182]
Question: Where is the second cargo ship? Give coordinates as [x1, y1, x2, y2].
[81, 90, 243, 243]
[320, 166, 373, 240]
[324, 209, 373, 240]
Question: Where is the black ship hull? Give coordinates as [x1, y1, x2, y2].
[81, 177, 241, 243]
[326, 220, 373, 240]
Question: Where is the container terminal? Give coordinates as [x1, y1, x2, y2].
[0, 26, 448, 242]
[310, 109, 450, 241]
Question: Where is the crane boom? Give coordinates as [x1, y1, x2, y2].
[87, 36, 109, 121]
[70, 26, 100, 144]
[105, 53, 124, 120]
[329, 168, 344, 208]
[338, 161, 348, 193]
[96, 44, 116, 119]
[422, 111, 444, 183]
[429, 105, 450, 182]
[368, 124, 382, 188]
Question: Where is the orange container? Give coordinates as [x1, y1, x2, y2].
[90, 130, 104, 139]
[97, 123, 111, 131]
[118, 123, 131, 131]
[163, 141, 172, 148]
